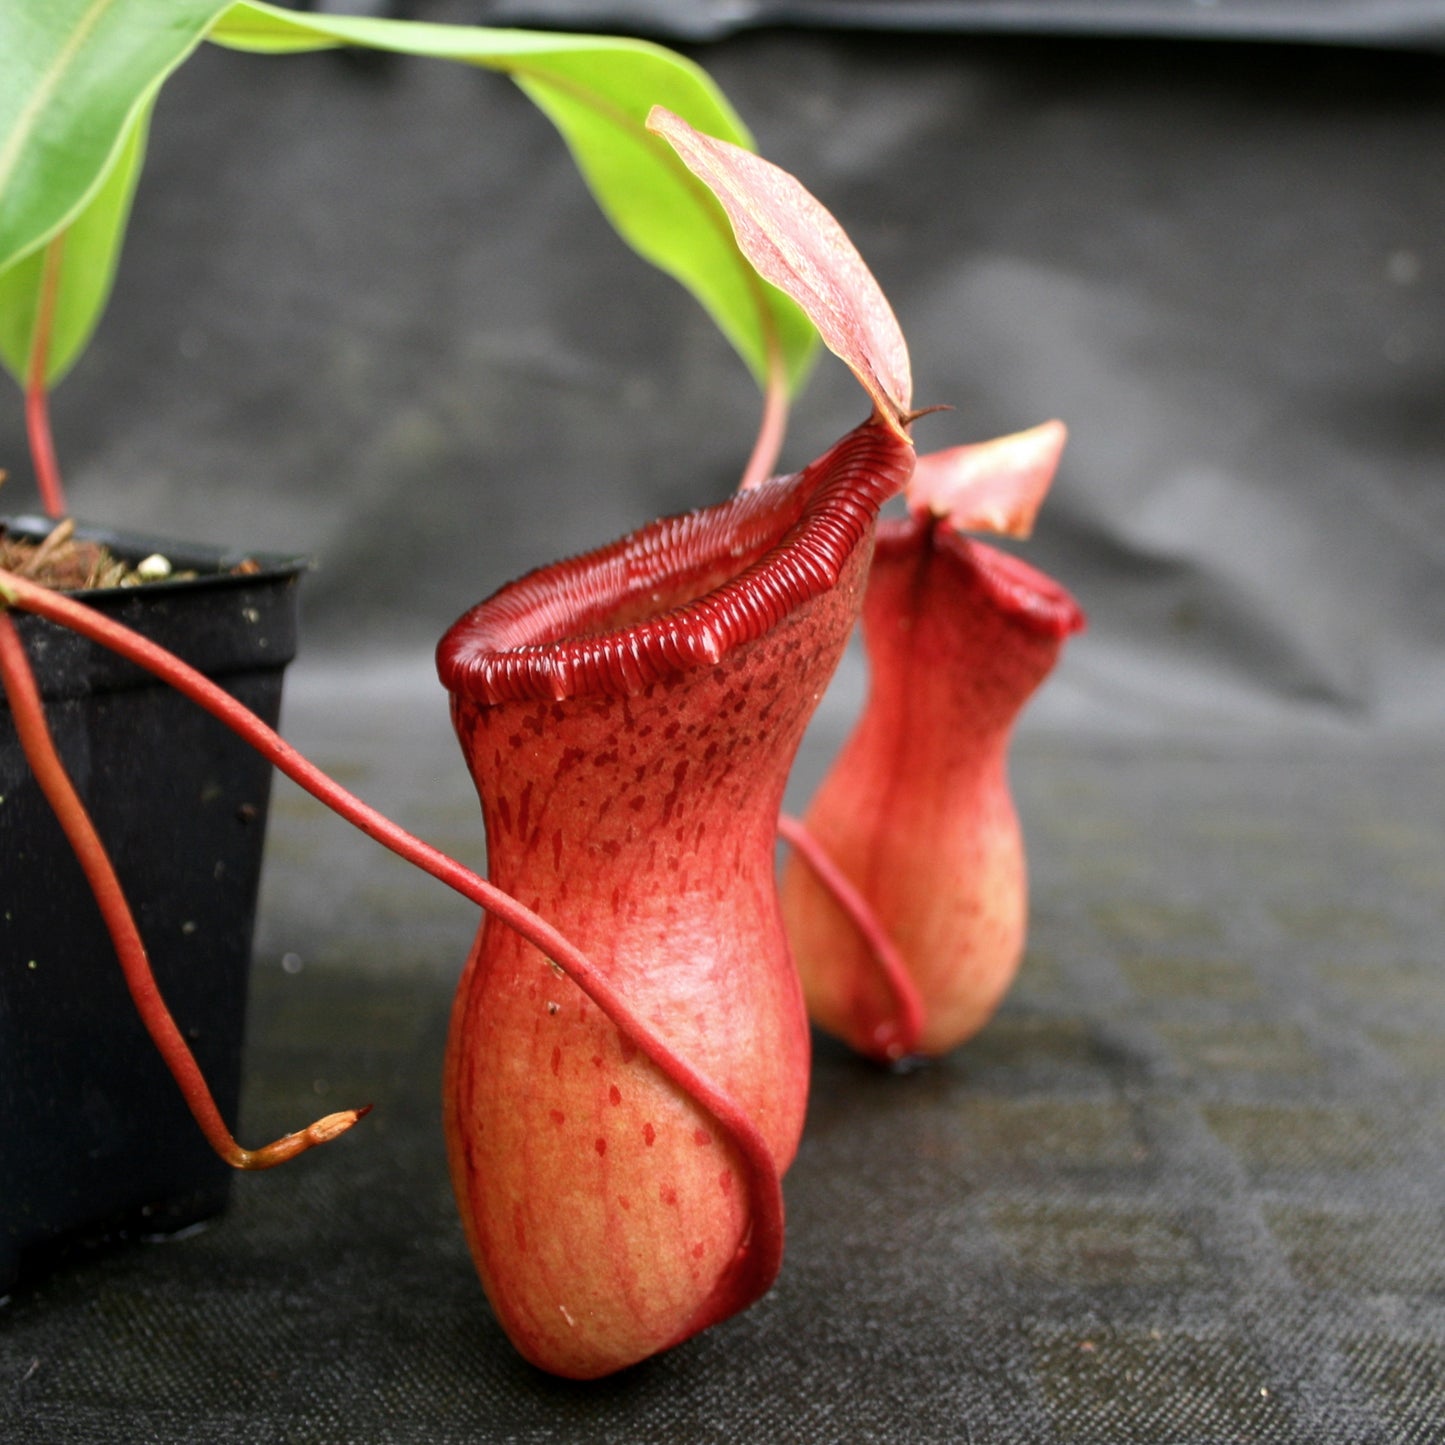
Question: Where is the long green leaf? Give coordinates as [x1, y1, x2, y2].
[0, 0, 232, 389]
[0, 0, 816, 402]
[0, 99, 152, 387]
[0, 0, 230, 274]
[208, 1, 817, 392]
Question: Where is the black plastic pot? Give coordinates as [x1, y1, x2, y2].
[0, 517, 305, 1291]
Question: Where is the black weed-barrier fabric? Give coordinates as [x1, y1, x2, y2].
[3, 727, 1442, 1444]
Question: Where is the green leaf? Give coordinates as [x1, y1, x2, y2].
[207, 2, 818, 392]
[0, 0, 817, 402]
[0, 0, 231, 391]
[0, 100, 151, 388]
[511, 62, 817, 397]
[0, 0, 230, 274]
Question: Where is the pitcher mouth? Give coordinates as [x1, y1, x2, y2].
[875, 516, 1085, 641]
[438, 420, 913, 706]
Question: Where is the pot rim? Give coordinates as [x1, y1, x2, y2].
[1, 513, 310, 597]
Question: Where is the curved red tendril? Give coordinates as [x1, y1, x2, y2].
[0, 611, 367, 1169]
[778, 812, 924, 1063]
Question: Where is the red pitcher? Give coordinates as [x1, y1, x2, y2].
[437, 418, 912, 1377]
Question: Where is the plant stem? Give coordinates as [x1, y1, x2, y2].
[737, 336, 790, 492]
[0, 568, 783, 1322]
[777, 811, 923, 1061]
[24, 236, 70, 519]
[0, 612, 367, 1169]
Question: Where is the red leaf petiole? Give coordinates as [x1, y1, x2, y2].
[22, 236, 70, 521]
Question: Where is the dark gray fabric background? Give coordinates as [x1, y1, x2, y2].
[475, 0, 1445, 47]
[2, 7, 1442, 1441]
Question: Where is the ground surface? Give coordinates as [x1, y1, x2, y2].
[3, 680, 1441, 1444]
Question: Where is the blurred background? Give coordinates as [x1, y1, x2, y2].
[3, 1, 1441, 744]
